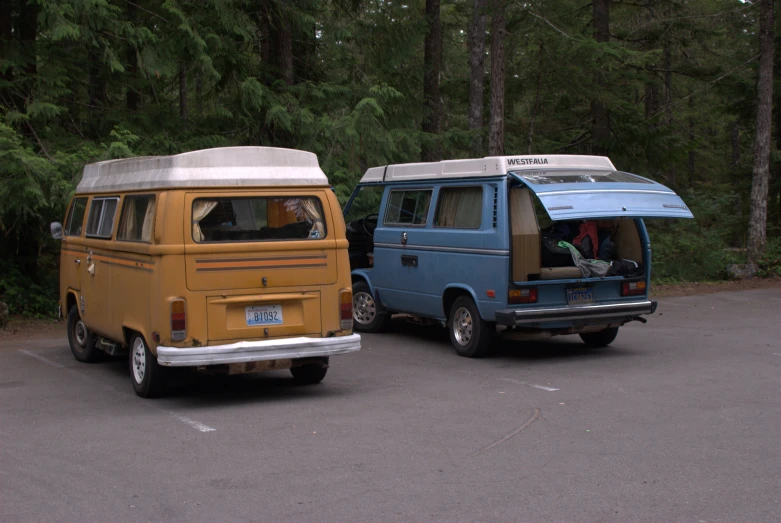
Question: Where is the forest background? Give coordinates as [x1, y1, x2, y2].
[0, 0, 779, 317]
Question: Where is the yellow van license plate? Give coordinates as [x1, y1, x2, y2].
[245, 305, 283, 326]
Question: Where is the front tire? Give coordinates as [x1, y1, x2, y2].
[352, 281, 388, 333]
[129, 333, 167, 398]
[448, 296, 493, 358]
[290, 362, 328, 385]
[579, 327, 619, 348]
[67, 306, 103, 363]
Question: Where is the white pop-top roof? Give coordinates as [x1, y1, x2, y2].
[75, 146, 329, 194]
[359, 154, 616, 183]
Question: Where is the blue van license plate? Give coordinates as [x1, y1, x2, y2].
[567, 287, 594, 305]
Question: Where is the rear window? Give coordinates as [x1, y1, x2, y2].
[193, 197, 326, 243]
[513, 170, 653, 185]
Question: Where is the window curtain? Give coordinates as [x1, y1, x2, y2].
[140, 199, 156, 242]
[437, 188, 482, 228]
[193, 201, 218, 241]
[119, 199, 137, 239]
[299, 198, 325, 238]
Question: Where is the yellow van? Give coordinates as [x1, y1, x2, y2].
[51, 147, 361, 397]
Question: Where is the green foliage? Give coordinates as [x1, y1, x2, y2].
[756, 238, 781, 278]
[649, 190, 746, 282]
[0, 0, 777, 315]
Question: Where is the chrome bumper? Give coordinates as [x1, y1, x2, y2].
[495, 300, 657, 327]
[156, 334, 361, 367]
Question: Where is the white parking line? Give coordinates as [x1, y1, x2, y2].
[500, 377, 560, 392]
[18, 349, 216, 433]
[170, 413, 216, 433]
[19, 349, 65, 368]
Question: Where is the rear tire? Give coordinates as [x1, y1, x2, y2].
[352, 281, 388, 333]
[448, 296, 493, 358]
[129, 333, 167, 398]
[290, 362, 328, 385]
[579, 327, 619, 348]
[67, 306, 103, 363]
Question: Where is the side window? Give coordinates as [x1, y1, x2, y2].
[383, 189, 432, 226]
[64, 198, 88, 236]
[435, 186, 483, 229]
[117, 195, 156, 243]
[86, 197, 120, 239]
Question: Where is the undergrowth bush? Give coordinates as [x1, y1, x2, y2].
[0, 256, 59, 318]
[648, 188, 746, 282]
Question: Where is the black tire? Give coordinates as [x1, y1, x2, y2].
[129, 333, 167, 398]
[66, 306, 103, 363]
[351, 280, 388, 333]
[448, 296, 493, 358]
[579, 327, 619, 348]
[290, 362, 328, 385]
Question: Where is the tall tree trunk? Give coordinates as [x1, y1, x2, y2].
[0, 0, 12, 108]
[15, 0, 37, 113]
[421, 0, 442, 162]
[87, 46, 106, 135]
[126, 0, 139, 111]
[747, 0, 775, 264]
[259, 1, 274, 67]
[488, 0, 505, 156]
[662, 40, 673, 126]
[591, 0, 609, 156]
[278, 10, 294, 86]
[467, 0, 487, 157]
[179, 62, 188, 119]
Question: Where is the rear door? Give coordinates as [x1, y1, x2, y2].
[184, 190, 337, 343]
[510, 169, 693, 220]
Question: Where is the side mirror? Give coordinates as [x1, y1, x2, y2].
[50, 222, 63, 240]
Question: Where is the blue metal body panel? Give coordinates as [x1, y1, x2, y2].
[344, 171, 685, 330]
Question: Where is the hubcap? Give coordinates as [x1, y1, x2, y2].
[353, 292, 376, 325]
[74, 320, 87, 347]
[452, 307, 473, 346]
[132, 338, 146, 384]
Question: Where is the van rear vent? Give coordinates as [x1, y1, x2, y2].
[492, 186, 498, 228]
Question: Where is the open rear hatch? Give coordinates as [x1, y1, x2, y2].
[510, 169, 693, 220]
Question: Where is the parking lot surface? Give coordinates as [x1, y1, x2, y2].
[1, 288, 779, 523]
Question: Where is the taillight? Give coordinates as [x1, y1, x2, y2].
[171, 298, 186, 341]
[509, 287, 538, 304]
[621, 281, 647, 296]
[339, 289, 353, 330]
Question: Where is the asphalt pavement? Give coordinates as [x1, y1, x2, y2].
[1, 288, 779, 523]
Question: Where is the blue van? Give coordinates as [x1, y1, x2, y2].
[343, 155, 692, 357]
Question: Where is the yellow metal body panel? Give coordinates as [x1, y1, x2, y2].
[58, 187, 352, 356]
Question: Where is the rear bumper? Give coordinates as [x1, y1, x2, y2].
[495, 300, 657, 327]
[156, 334, 361, 367]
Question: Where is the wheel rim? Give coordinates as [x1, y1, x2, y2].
[452, 307, 473, 346]
[353, 292, 376, 325]
[73, 319, 87, 348]
[132, 338, 146, 384]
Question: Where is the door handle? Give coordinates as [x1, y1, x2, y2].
[401, 255, 418, 268]
[401, 232, 408, 245]
[74, 259, 81, 265]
